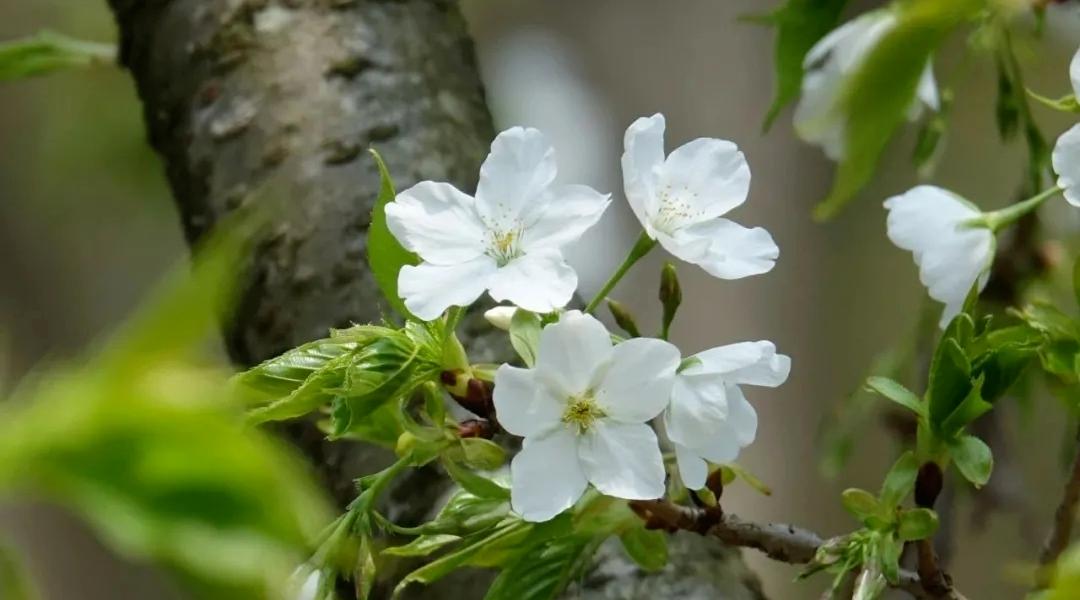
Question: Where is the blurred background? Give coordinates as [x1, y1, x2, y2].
[3, 1, 1080, 598]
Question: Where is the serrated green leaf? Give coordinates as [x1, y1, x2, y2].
[459, 438, 507, 471]
[0, 31, 115, 83]
[393, 520, 532, 597]
[618, 526, 668, 572]
[409, 489, 510, 536]
[1014, 303, 1080, 341]
[759, 0, 850, 131]
[509, 309, 541, 367]
[897, 508, 939, 541]
[382, 534, 462, 558]
[815, 0, 982, 219]
[865, 376, 925, 418]
[231, 338, 358, 404]
[949, 434, 993, 487]
[484, 534, 601, 600]
[927, 316, 974, 435]
[442, 458, 510, 500]
[367, 149, 419, 320]
[879, 451, 918, 509]
[940, 376, 992, 438]
[841, 488, 883, 525]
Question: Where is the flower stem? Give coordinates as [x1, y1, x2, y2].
[584, 232, 657, 314]
[980, 185, 1062, 232]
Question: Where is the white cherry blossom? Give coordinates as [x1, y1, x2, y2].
[621, 113, 778, 279]
[493, 311, 680, 522]
[665, 341, 790, 490]
[795, 9, 939, 161]
[884, 186, 995, 328]
[1053, 124, 1080, 208]
[386, 127, 610, 320]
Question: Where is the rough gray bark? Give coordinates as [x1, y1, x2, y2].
[106, 0, 763, 597]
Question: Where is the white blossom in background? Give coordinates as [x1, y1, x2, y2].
[1053, 124, 1080, 207]
[622, 113, 778, 279]
[795, 10, 939, 161]
[386, 127, 611, 320]
[665, 342, 790, 490]
[884, 186, 995, 328]
[493, 311, 680, 522]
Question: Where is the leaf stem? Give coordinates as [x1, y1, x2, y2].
[979, 185, 1061, 232]
[584, 232, 657, 314]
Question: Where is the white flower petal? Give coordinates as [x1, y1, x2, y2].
[693, 425, 743, 464]
[657, 138, 750, 225]
[493, 365, 565, 438]
[535, 311, 613, 397]
[483, 306, 517, 331]
[475, 127, 557, 230]
[595, 338, 680, 423]
[622, 114, 667, 230]
[579, 421, 665, 500]
[884, 186, 995, 328]
[510, 428, 587, 522]
[522, 184, 612, 251]
[691, 341, 791, 387]
[1071, 46, 1080, 99]
[1053, 124, 1080, 208]
[694, 219, 779, 279]
[487, 248, 577, 313]
[665, 375, 728, 449]
[725, 384, 758, 447]
[673, 442, 709, 491]
[398, 257, 496, 321]
[385, 181, 486, 265]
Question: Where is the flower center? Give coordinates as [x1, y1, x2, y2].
[486, 227, 523, 267]
[562, 393, 605, 434]
[653, 184, 704, 234]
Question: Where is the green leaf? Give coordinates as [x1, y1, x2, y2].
[1013, 303, 1080, 341]
[939, 376, 992, 438]
[509, 309, 542, 367]
[968, 324, 1041, 402]
[0, 31, 115, 83]
[879, 451, 918, 509]
[458, 438, 508, 471]
[410, 488, 510, 536]
[1028, 89, 1080, 114]
[383, 534, 462, 558]
[865, 376, 925, 418]
[724, 462, 772, 496]
[442, 458, 510, 500]
[0, 542, 38, 600]
[815, 0, 982, 219]
[394, 521, 533, 597]
[367, 149, 419, 320]
[758, 0, 850, 131]
[618, 526, 668, 572]
[841, 488, 884, 526]
[876, 534, 903, 585]
[233, 338, 358, 405]
[949, 434, 993, 487]
[484, 535, 601, 600]
[994, 54, 1021, 140]
[897, 508, 939, 541]
[927, 316, 974, 435]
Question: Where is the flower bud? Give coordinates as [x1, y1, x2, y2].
[914, 461, 944, 508]
[483, 306, 517, 331]
[606, 299, 641, 337]
[659, 262, 682, 337]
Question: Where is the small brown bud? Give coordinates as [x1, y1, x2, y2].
[705, 469, 725, 500]
[458, 418, 494, 439]
[915, 461, 944, 508]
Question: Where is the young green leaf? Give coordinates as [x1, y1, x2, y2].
[879, 451, 918, 509]
[458, 438, 508, 471]
[382, 534, 462, 558]
[927, 316, 974, 435]
[897, 508, 939, 541]
[484, 535, 601, 600]
[939, 376, 992, 438]
[841, 488, 884, 526]
[618, 526, 668, 572]
[865, 376, 925, 418]
[876, 534, 903, 585]
[442, 458, 511, 501]
[757, 0, 850, 131]
[367, 149, 419, 320]
[509, 309, 542, 367]
[949, 434, 993, 487]
[0, 31, 115, 83]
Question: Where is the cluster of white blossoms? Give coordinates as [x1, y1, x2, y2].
[387, 114, 789, 522]
[883, 46, 1080, 328]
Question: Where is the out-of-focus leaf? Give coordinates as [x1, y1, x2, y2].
[897, 508, 938, 541]
[0, 31, 114, 83]
[509, 309, 541, 367]
[0, 542, 38, 600]
[949, 434, 993, 487]
[1026, 89, 1079, 113]
[995, 54, 1021, 140]
[484, 534, 601, 600]
[816, 0, 982, 220]
[879, 451, 918, 509]
[757, 0, 850, 131]
[382, 534, 461, 558]
[1013, 304, 1080, 341]
[367, 149, 419, 320]
[865, 376, 925, 418]
[618, 526, 668, 572]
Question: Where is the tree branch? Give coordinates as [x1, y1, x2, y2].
[1040, 425, 1080, 568]
[628, 499, 968, 600]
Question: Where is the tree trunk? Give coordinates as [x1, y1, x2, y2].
[106, 0, 764, 597]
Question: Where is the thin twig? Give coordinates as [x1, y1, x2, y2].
[628, 499, 966, 599]
[1039, 425, 1080, 567]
